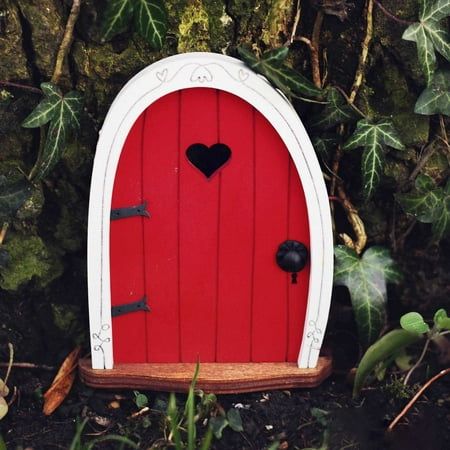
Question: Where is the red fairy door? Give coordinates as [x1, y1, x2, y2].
[110, 88, 310, 364]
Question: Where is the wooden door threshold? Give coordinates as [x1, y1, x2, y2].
[79, 356, 332, 393]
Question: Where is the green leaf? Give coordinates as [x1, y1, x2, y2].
[0, 176, 33, 221]
[167, 394, 182, 449]
[433, 308, 450, 330]
[415, 70, 450, 115]
[210, 416, 229, 439]
[309, 88, 361, 130]
[343, 120, 405, 199]
[237, 46, 323, 98]
[312, 135, 339, 160]
[22, 82, 63, 128]
[227, 408, 243, 432]
[134, 0, 168, 50]
[261, 47, 289, 66]
[421, 0, 450, 21]
[134, 391, 148, 408]
[353, 329, 422, 397]
[101, 0, 135, 41]
[334, 245, 402, 347]
[400, 312, 430, 334]
[29, 90, 83, 180]
[403, 23, 437, 84]
[397, 177, 450, 240]
[402, 0, 450, 83]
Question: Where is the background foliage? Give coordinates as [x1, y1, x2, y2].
[0, 0, 449, 364]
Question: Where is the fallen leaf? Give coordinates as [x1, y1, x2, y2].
[0, 379, 9, 398]
[43, 346, 80, 416]
[0, 397, 8, 420]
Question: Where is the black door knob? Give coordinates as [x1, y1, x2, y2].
[276, 240, 309, 284]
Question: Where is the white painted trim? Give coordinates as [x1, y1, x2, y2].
[88, 52, 333, 369]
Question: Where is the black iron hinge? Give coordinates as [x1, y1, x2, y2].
[110, 201, 150, 221]
[111, 296, 150, 317]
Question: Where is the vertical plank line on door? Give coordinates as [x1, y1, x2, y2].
[177, 90, 182, 362]
[214, 89, 221, 362]
[250, 107, 256, 361]
[141, 109, 149, 362]
[285, 159, 292, 361]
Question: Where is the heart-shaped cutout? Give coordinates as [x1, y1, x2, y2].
[186, 143, 231, 178]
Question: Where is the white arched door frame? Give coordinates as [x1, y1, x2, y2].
[88, 52, 333, 370]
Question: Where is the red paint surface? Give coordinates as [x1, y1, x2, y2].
[110, 88, 310, 363]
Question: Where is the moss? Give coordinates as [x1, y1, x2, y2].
[365, 58, 429, 146]
[372, 0, 423, 84]
[16, 0, 64, 80]
[16, 185, 44, 220]
[0, 1, 29, 80]
[204, 0, 233, 53]
[51, 303, 84, 344]
[0, 233, 63, 291]
[178, 0, 211, 53]
[261, 0, 293, 47]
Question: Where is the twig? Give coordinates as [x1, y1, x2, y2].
[0, 223, 9, 245]
[439, 115, 449, 151]
[4, 343, 14, 385]
[0, 81, 42, 94]
[407, 142, 436, 184]
[289, 0, 302, 44]
[349, 0, 374, 103]
[51, 0, 81, 84]
[310, 10, 324, 88]
[7, 386, 17, 407]
[374, 0, 414, 26]
[403, 338, 430, 386]
[388, 368, 450, 432]
[0, 362, 54, 371]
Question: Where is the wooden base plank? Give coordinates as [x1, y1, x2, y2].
[79, 356, 332, 393]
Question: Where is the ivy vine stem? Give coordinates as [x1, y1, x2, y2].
[373, 0, 414, 26]
[51, 0, 81, 84]
[0, 223, 9, 246]
[0, 81, 42, 95]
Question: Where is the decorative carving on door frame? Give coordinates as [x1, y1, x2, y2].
[88, 52, 333, 370]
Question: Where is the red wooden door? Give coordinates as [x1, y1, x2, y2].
[110, 88, 310, 364]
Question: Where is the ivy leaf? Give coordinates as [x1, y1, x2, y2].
[312, 134, 340, 160]
[400, 312, 430, 334]
[22, 82, 62, 128]
[237, 46, 323, 98]
[343, 120, 405, 199]
[134, 0, 168, 50]
[421, 0, 450, 21]
[415, 70, 450, 115]
[101, 0, 167, 49]
[102, 0, 135, 41]
[397, 175, 450, 240]
[0, 176, 33, 221]
[402, 0, 450, 83]
[23, 83, 83, 180]
[334, 245, 402, 347]
[309, 88, 361, 130]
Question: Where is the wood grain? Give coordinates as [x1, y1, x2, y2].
[79, 356, 332, 393]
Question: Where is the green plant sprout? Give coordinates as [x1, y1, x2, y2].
[166, 362, 243, 450]
[354, 307, 450, 396]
